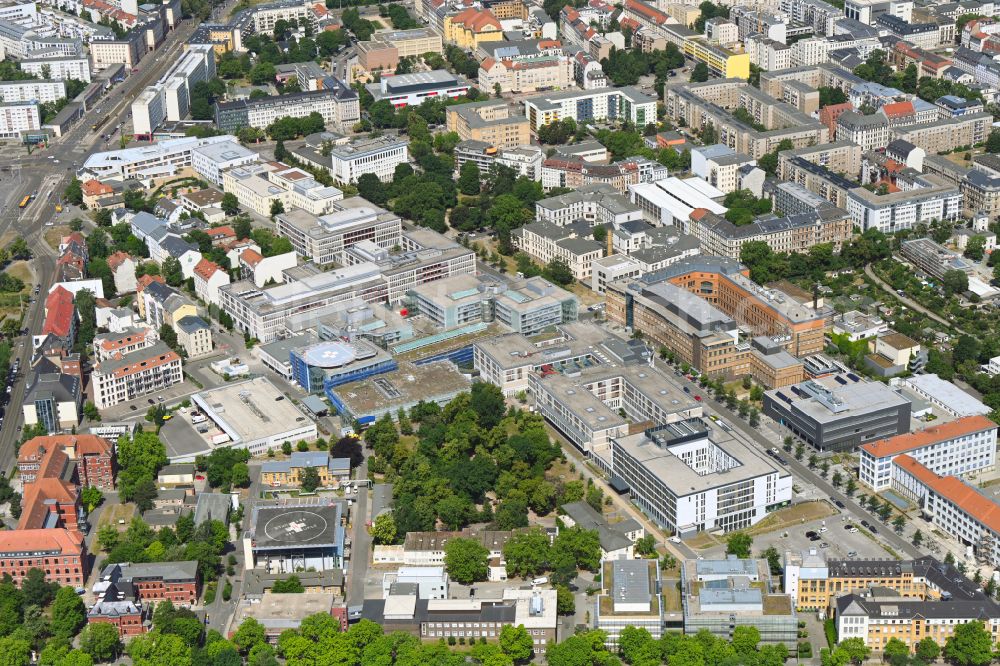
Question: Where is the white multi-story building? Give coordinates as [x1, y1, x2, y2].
[81, 134, 242, 182]
[789, 37, 830, 66]
[612, 420, 793, 535]
[91, 341, 184, 410]
[836, 111, 890, 151]
[523, 86, 657, 130]
[325, 136, 409, 184]
[190, 138, 258, 186]
[0, 101, 41, 138]
[131, 44, 215, 137]
[131, 86, 165, 138]
[890, 454, 1000, 567]
[19, 56, 90, 82]
[859, 415, 998, 491]
[535, 184, 642, 228]
[746, 35, 792, 70]
[846, 174, 962, 232]
[221, 162, 343, 217]
[275, 205, 402, 266]
[215, 85, 360, 133]
[0, 79, 65, 103]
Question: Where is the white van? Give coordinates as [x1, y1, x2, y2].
[531, 577, 548, 586]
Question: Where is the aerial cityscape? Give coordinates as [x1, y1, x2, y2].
[0, 0, 999, 662]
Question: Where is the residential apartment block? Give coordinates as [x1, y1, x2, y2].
[221, 161, 343, 217]
[688, 205, 854, 259]
[214, 83, 359, 133]
[91, 341, 184, 410]
[446, 99, 531, 150]
[523, 86, 657, 130]
[478, 54, 574, 94]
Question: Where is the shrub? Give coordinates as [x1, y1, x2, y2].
[824, 618, 837, 647]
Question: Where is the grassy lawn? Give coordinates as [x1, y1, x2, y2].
[686, 531, 721, 550]
[662, 580, 682, 613]
[746, 500, 837, 536]
[5, 261, 33, 290]
[97, 503, 136, 531]
[44, 225, 69, 250]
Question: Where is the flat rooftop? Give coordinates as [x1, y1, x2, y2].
[767, 374, 911, 423]
[192, 376, 311, 442]
[329, 362, 471, 415]
[250, 503, 344, 550]
[614, 421, 786, 495]
[233, 591, 335, 630]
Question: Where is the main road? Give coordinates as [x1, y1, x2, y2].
[0, 1, 242, 474]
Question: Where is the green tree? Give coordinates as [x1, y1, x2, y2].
[126, 632, 191, 666]
[503, 528, 550, 578]
[883, 637, 909, 666]
[370, 512, 397, 545]
[945, 620, 994, 666]
[299, 466, 320, 493]
[913, 530, 923, 546]
[555, 584, 575, 615]
[221, 193, 240, 216]
[443, 537, 490, 584]
[64, 178, 83, 206]
[915, 636, 940, 662]
[943, 269, 969, 295]
[964, 235, 987, 261]
[470, 381, 506, 431]
[839, 638, 870, 664]
[270, 199, 285, 217]
[892, 514, 906, 533]
[271, 576, 305, 593]
[80, 485, 103, 512]
[690, 61, 710, 82]
[356, 173, 388, 205]
[458, 161, 481, 196]
[50, 587, 86, 639]
[232, 617, 266, 655]
[0, 637, 31, 666]
[726, 532, 753, 558]
[499, 625, 534, 662]
[542, 257, 574, 286]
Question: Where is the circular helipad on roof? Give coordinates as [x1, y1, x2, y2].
[261, 509, 330, 545]
[301, 341, 357, 368]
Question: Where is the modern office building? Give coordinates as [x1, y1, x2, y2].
[295, 135, 409, 184]
[275, 203, 402, 266]
[407, 274, 579, 336]
[762, 374, 912, 452]
[859, 415, 998, 491]
[130, 44, 215, 137]
[682, 557, 797, 644]
[288, 338, 396, 394]
[80, 134, 241, 182]
[366, 70, 471, 108]
[594, 559, 664, 648]
[612, 420, 792, 535]
[899, 237, 975, 282]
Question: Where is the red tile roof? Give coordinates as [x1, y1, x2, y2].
[106, 251, 132, 272]
[240, 248, 264, 267]
[625, 0, 668, 24]
[43, 287, 75, 339]
[893, 455, 1000, 535]
[0, 528, 83, 555]
[136, 274, 165, 292]
[19, 478, 79, 530]
[82, 180, 113, 196]
[881, 101, 914, 118]
[96, 329, 150, 354]
[861, 415, 997, 459]
[193, 258, 223, 281]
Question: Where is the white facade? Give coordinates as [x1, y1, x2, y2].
[858, 416, 999, 491]
[612, 424, 793, 535]
[847, 180, 962, 232]
[191, 139, 259, 186]
[131, 86, 165, 137]
[0, 101, 41, 138]
[91, 342, 184, 410]
[0, 79, 65, 103]
[131, 44, 215, 136]
[328, 137, 409, 184]
[381, 567, 449, 600]
[523, 86, 657, 129]
[81, 135, 242, 182]
[20, 57, 91, 82]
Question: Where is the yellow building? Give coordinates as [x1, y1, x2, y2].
[260, 452, 351, 488]
[443, 7, 503, 49]
[683, 38, 750, 79]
